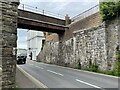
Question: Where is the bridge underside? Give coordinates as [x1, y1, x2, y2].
[18, 9, 67, 34]
[18, 17, 66, 34]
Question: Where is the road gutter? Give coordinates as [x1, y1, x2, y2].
[33, 61, 119, 79]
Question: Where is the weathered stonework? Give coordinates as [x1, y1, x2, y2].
[58, 38, 75, 67]
[37, 16, 120, 72]
[105, 18, 120, 70]
[0, 1, 3, 89]
[0, 0, 19, 88]
[74, 23, 107, 70]
[37, 41, 59, 64]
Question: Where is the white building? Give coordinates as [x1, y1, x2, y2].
[27, 30, 45, 61]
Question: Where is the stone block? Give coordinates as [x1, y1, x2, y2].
[2, 48, 13, 57]
[2, 33, 17, 47]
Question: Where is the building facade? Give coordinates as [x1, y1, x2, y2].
[27, 30, 45, 61]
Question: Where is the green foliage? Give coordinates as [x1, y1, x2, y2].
[77, 62, 81, 69]
[86, 60, 98, 72]
[76, 53, 120, 76]
[75, 59, 81, 69]
[85, 58, 119, 76]
[100, 2, 120, 21]
[97, 70, 114, 76]
[113, 50, 120, 76]
[89, 64, 98, 72]
[84, 59, 98, 72]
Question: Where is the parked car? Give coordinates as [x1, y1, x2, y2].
[17, 56, 27, 64]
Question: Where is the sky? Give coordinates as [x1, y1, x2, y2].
[17, 0, 99, 49]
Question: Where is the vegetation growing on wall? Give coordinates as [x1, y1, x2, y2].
[86, 59, 98, 72]
[113, 50, 120, 76]
[75, 59, 81, 69]
[83, 52, 120, 76]
[100, 1, 120, 21]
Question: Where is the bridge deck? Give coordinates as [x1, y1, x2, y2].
[18, 9, 67, 33]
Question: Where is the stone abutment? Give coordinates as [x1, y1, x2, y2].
[0, 0, 19, 88]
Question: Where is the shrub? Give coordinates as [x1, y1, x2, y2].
[75, 60, 81, 69]
[113, 50, 120, 76]
[100, 2, 120, 21]
[87, 60, 98, 72]
[91, 64, 98, 72]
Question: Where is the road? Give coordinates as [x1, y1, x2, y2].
[18, 60, 119, 89]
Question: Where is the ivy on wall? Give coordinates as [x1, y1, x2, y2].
[100, 1, 120, 21]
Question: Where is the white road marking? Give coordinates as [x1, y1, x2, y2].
[35, 66, 44, 69]
[29, 64, 34, 66]
[47, 70, 64, 76]
[29, 64, 44, 69]
[76, 79, 102, 89]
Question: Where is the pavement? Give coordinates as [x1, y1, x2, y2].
[17, 60, 119, 90]
[16, 65, 47, 88]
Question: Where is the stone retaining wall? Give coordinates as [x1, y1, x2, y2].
[74, 23, 107, 70]
[105, 18, 120, 70]
[37, 17, 120, 71]
[37, 41, 59, 64]
[0, 1, 2, 89]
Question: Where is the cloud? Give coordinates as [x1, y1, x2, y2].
[47, 2, 71, 12]
[42, 1, 98, 18]
[19, 0, 98, 17]
[18, 0, 98, 49]
[17, 29, 27, 49]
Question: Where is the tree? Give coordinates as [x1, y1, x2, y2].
[100, 1, 120, 21]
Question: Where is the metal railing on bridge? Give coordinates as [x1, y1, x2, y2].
[19, 3, 65, 19]
[71, 5, 99, 22]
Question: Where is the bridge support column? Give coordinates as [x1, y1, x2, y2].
[0, 0, 19, 88]
[57, 15, 70, 66]
[58, 34, 64, 65]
